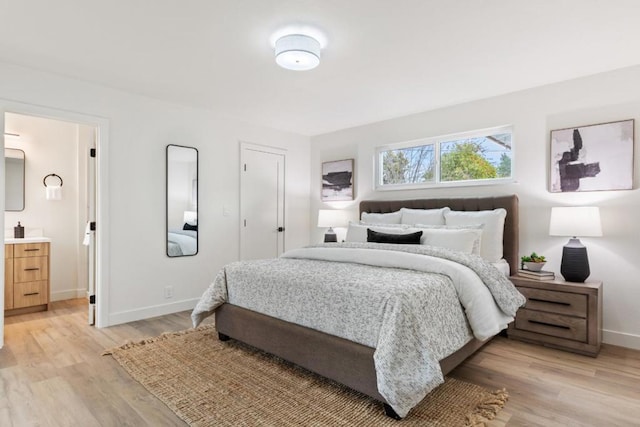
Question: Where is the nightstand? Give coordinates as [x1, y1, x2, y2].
[508, 276, 602, 357]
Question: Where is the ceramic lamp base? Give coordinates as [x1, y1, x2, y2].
[323, 226, 337, 243]
[324, 232, 337, 243]
[560, 238, 590, 282]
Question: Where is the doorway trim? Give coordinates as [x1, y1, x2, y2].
[239, 141, 287, 260]
[0, 100, 110, 348]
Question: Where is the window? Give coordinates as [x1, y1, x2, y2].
[376, 126, 513, 189]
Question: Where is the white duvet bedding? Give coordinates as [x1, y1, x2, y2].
[167, 229, 197, 256]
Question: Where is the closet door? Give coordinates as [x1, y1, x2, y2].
[240, 144, 285, 260]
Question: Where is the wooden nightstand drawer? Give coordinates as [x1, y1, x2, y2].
[515, 308, 587, 342]
[14, 256, 49, 283]
[14, 242, 49, 258]
[14, 280, 48, 308]
[520, 287, 587, 317]
[508, 276, 602, 357]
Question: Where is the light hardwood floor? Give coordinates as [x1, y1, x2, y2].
[1, 299, 638, 426]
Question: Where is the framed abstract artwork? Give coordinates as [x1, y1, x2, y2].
[550, 119, 634, 192]
[322, 159, 354, 201]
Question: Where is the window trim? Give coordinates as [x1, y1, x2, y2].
[375, 125, 515, 191]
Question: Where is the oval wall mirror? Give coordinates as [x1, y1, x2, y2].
[166, 144, 198, 257]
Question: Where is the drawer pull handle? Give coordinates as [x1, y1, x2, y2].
[24, 248, 40, 252]
[24, 268, 40, 271]
[528, 319, 570, 330]
[24, 292, 39, 296]
[528, 297, 570, 306]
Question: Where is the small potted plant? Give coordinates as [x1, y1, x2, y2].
[521, 252, 546, 271]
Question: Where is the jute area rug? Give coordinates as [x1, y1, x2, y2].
[104, 325, 507, 427]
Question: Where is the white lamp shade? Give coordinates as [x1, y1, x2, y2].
[549, 207, 602, 237]
[317, 209, 348, 228]
[183, 211, 197, 225]
[275, 34, 321, 71]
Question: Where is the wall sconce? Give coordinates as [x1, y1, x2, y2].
[317, 209, 348, 242]
[549, 206, 602, 282]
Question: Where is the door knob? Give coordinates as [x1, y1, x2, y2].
[277, 227, 285, 232]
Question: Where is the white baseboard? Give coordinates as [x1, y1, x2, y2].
[51, 289, 87, 302]
[603, 329, 640, 350]
[107, 298, 200, 327]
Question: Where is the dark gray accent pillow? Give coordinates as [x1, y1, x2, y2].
[367, 229, 423, 244]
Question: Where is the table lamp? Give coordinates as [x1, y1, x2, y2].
[317, 209, 348, 242]
[549, 206, 602, 282]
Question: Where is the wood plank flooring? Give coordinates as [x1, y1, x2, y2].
[1, 299, 638, 426]
[451, 336, 640, 426]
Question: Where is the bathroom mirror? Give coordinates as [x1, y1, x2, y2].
[5, 148, 25, 211]
[166, 144, 198, 257]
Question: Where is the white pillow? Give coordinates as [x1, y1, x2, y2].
[414, 224, 483, 230]
[358, 222, 407, 228]
[345, 222, 410, 243]
[444, 209, 507, 262]
[417, 228, 483, 254]
[400, 207, 450, 226]
[414, 224, 484, 255]
[360, 210, 402, 224]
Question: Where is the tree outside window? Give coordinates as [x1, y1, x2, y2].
[378, 128, 512, 188]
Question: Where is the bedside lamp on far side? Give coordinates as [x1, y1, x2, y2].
[317, 209, 348, 242]
[549, 206, 602, 282]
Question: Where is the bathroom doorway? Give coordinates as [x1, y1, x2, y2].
[0, 103, 109, 347]
[3, 112, 97, 323]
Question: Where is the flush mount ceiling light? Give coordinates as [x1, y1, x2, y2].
[275, 34, 321, 71]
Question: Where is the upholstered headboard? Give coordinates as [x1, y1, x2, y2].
[359, 195, 519, 274]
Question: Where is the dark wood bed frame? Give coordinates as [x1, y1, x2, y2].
[216, 195, 519, 418]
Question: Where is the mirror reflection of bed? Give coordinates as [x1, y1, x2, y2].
[166, 144, 198, 257]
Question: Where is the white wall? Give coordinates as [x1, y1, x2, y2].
[5, 113, 88, 301]
[310, 64, 640, 350]
[0, 60, 311, 332]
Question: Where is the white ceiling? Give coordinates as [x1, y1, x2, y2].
[1, 1, 640, 136]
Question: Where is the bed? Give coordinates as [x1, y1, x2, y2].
[167, 229, 197, 256]
[192, 195, 523, 419]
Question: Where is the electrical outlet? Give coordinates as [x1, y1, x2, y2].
[164, 286, 174, 299]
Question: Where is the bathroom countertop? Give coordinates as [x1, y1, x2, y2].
[5, 236, 51, 244]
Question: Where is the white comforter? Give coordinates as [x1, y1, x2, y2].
[192, 243, 525, 418]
